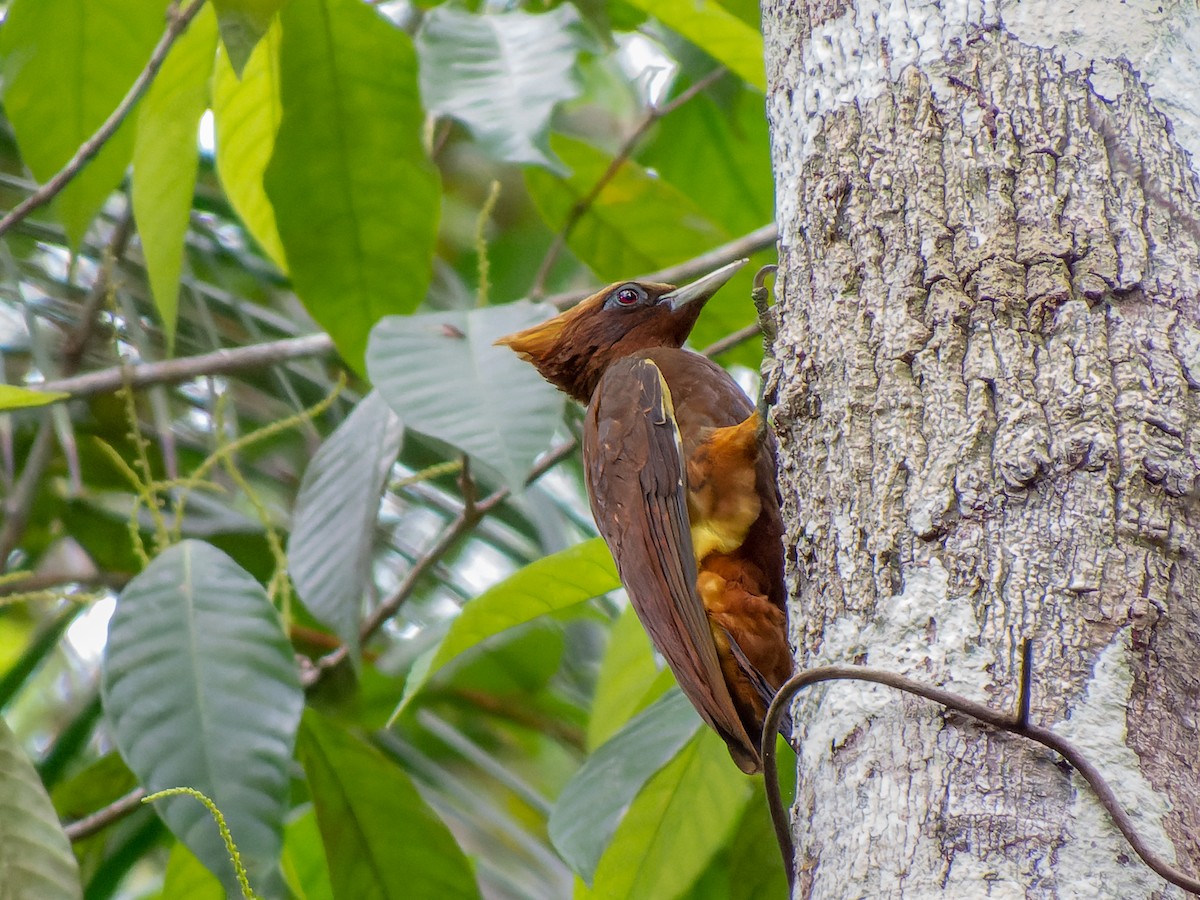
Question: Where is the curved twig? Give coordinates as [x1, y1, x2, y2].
[761, 643, 1200, 896]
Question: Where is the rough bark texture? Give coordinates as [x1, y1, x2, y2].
[762, 1, 1200, 896]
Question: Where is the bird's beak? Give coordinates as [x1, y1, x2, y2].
[659, 258, 749, 311]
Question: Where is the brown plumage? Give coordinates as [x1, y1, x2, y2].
[497, 259, 792, 773]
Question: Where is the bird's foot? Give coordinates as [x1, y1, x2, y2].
[753, 265, 780, 436]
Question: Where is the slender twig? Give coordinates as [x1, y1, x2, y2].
[63, 208, 134, 365]
[63, 786, 147, 842]
[0, 0, 208, 238]
[700, 322, 761, 358]
[0, 423, 55, 571]
[33, 333, 335, 400]
[760, 644, 1200, 896]
[544, 223, 779, 310]
[528, 68, 728, 299]
[1, 206, 137, 570]
[301, 439, 582, 688]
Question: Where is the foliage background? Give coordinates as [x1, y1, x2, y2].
[0, 0, 786, 896]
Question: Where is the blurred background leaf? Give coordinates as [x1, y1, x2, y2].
[0, 0, 779, 895]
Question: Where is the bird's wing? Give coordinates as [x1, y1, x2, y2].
[584, 357, 760, 773]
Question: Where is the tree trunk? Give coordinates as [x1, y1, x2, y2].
[762, 1, 1200, 896]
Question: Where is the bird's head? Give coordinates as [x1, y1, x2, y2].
[496, 258, 748, 403]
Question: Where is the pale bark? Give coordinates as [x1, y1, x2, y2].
[762, 1, 1200, 897]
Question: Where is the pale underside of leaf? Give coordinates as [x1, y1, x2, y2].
[0, 717, 82, 900]
[101, 540, 302, 895]
[367, 302, 565, 492]
[289, 390, 403, 663]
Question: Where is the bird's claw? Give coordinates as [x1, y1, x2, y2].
[753, 266, 780, 434]
[752, 265, 778, 350]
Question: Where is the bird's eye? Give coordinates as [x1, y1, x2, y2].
[614, 286, 642, 306]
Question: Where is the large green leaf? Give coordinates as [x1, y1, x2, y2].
[0, 716, 81, 900]
[586, 604, 659, 750]
[132, 4, 219, 353]
[289, 391, 403, 663]
[281, 809, 334, 900]
[265, 0, 440, 372]
[0, 385, 68, 410]
[395, 538, 616, 713]
[525, 136, 757, 356]
[367, 303, 566, 491]
[724, 781, 789, 900]
[156, 843, 224, 900]
[526, 135, 725, 278]
[582, 728, 753, 899]
[639, 90, 773, 237]
[298, 710, 480, 900]
[626, 0, 765, 90]
[549, 689, 700, 884]
[101, 540, 302, 895]
[0, 0, 167, 247]
[434, 537, 615, 667]
[416, 5, 590, 172]
[211, 0, 287, 75]
[212, 21, 288, 271]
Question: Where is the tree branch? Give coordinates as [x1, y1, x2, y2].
[0, 0, 208, 238]
[528, 68, 729, 300]
[699, 322, 762, 358]
[34, 333, 336, 400]
[301, 439, 581, 688]
[63, 787, 147, 843]
[761, 643, 1200, 896]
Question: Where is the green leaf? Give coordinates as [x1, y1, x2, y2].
[550, 689, 700, 884]
[265, 0, 440, 372]
[394, 538, 616, 713]
[0, 385, 68, 410]
[132, 4, 219, 353]
[625, 0, 765, 91]
[583, 728, 753, 899]
[211, 0, 287, 75]
[212, 20, 288, 271]
[0, 0, 167, 247]
[587, 604, 658, 750]
[526, 135, 724, 278]
[289, 391, 402, 664]
[526, 135, 756, 358]
[639, 90, 773, 237]
[298, 710, 480, 899]
[724, 780, 789, 900]
[281, 809, 334, 900]
[101, 540, 302, 895]
[157, 842, 224, 900]
[416, 5, 590, 172]
[435, 538, 615, 668]
[683, 778, 789, 900]
[0, 716, 81, 900]
[367, 303, 566, 492]
[707, 0, 762, 28]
